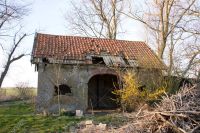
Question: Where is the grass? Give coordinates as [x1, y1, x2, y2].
[0, 100, 127, 133]
[0, 101, 83, 132]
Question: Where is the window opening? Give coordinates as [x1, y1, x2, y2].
[92, 57, 105, 65]
[54, 84, 72, 95]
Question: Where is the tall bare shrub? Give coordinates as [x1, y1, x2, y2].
[16, 82, 31, 99]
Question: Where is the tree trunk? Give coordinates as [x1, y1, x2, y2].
[0, 34, 26, 88]
[0, 54, 24, 88]
[0, 62, 10, 87]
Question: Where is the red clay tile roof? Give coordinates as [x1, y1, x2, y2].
[32, 33, 166, 69]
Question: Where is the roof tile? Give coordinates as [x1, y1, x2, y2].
[32, 33, 166, 69]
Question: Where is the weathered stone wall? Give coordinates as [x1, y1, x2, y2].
[136, 68, 163, 88]
[36, 63, 162, 113]
[36, 63, 117, 113]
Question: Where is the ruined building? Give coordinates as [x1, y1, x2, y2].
[31, 33, 165, 113]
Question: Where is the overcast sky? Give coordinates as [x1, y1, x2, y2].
[1, 0, 146, 87]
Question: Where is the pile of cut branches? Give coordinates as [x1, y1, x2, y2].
[116, 84, 200, 133]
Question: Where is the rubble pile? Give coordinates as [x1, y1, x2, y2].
[117, 84, 200, 133]
[76, 120, 107, 133]
[76, 84, 200, 133]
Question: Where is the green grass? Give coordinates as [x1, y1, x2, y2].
[0, 101, 83, 133]
[0, 101, 127, 133]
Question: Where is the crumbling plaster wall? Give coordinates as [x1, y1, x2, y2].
[36, 62, 162, 113]
[36, 63, 117, 113]
[135, 68, 163, 88]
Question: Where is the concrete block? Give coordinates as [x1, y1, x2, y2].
[97, 123, 107, 130]
[76, 110, 83, 117]
[85, 120, 93, 125]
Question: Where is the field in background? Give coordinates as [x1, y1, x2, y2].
[0, 88, 37, 102]
[0, 88, 37, 97]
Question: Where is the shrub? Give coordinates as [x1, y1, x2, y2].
[113, 72, 166, 111]
[113, 72, 143, 111]
[16, 82, 32, 99]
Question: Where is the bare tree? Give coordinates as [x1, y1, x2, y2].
[66, 0, 127, 39]
[51, 63, 62, 115]
[181, 40, 200, 78]
[0, 31, 27, 87]
[123, 0, 200, 76]
[0, 0, 27, 43]
[0, 0, 29, 87]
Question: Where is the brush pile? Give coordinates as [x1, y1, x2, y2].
[76, 84, 200, 133]
[117, 84, 200, 133]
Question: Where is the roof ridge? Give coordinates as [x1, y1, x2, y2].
[36, 32, 145, 43]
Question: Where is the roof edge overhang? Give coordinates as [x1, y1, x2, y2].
[31, 32, 38, 64]
[31, 57, 166, 70]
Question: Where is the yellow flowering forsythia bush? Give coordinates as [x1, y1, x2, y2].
[113, 72, 166, 111]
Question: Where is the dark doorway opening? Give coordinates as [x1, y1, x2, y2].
[88, 74, 119, 109]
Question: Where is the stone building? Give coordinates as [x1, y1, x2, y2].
[31, 33, 165, 113]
